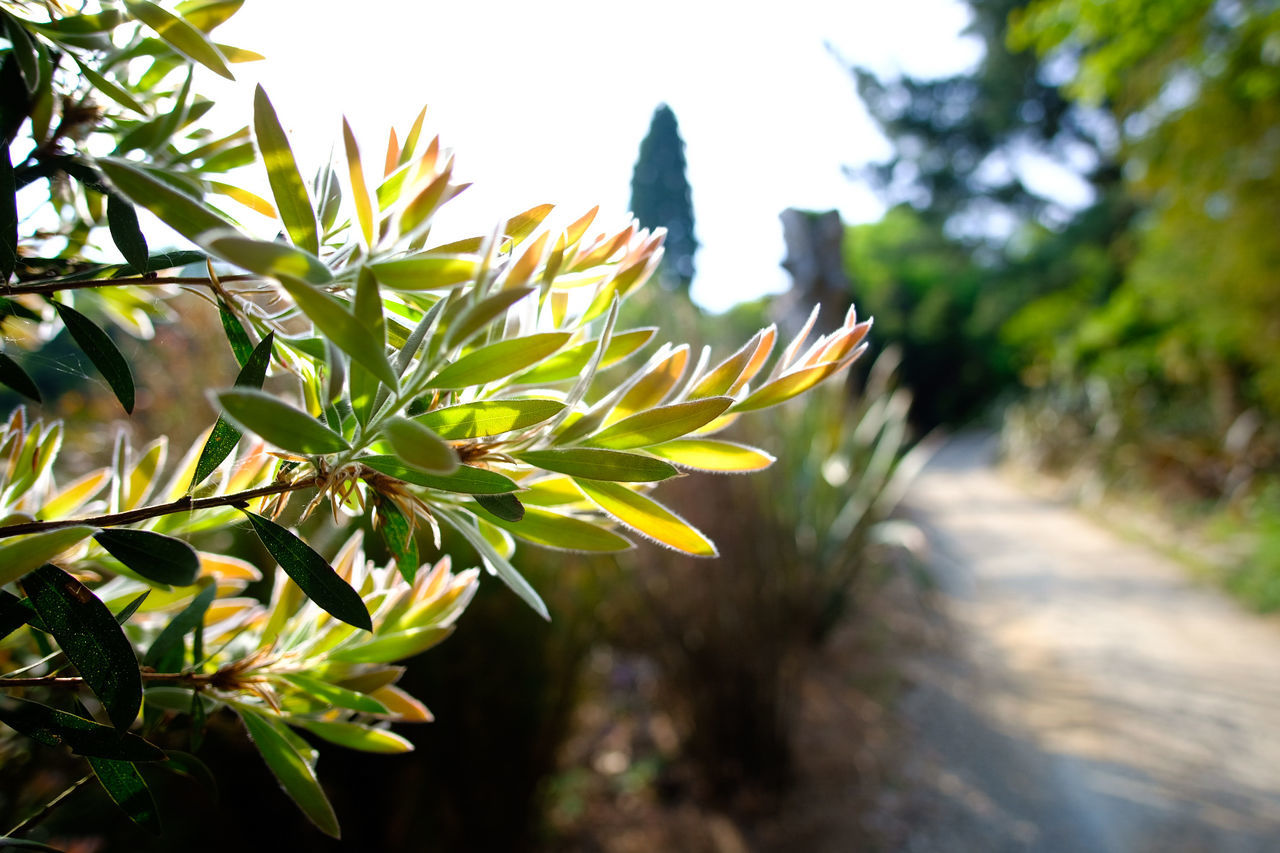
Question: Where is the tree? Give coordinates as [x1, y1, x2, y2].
[628, 104, 697, 290]
[0, 2, 870, 843]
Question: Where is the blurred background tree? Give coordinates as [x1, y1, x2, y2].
[629, 104, 698, 291]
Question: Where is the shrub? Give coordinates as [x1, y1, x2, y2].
[0, 2, 869, 842]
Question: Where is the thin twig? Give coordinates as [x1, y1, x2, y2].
[5, 773, 93, 837]
[0, 476, 319, 539]
[0, 671, 217, 689]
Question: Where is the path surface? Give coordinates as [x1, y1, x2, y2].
[895, 434, 1280, 852]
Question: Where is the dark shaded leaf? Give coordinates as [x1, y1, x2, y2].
[0, 351, 40, 402]
[360, 456, 518, 494]
[241, 511, 371, 631]
[94, 529, 199, 586]
[0, 297, 41, 322]
[88, 757, 161, 833]
[143, 582, 215, 671]
[106, 194, 149, 271]
[0, 591, 30, 640]
[21, 565, 142, 730]
[114, 591, 150, 626]
[1, 142, 15, 282]
[376, 499, 419, 582]
[0, 835, 66, 850]
[161, 749, 218, 797]
[0, 699, 164, 761]
[216, 299, 253, 367]
[474, 493, 524, 522]
[191, 332, 272, 487]
[52, 301, 134, 414]
[115, 249, 207, 278]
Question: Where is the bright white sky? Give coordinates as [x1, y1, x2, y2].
[216, 0, 984, 312]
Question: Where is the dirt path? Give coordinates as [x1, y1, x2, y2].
[894, 434, 1280, 852]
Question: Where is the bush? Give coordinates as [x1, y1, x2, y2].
[0, 2, 870, 844]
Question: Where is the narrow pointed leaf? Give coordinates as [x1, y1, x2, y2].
[0, 836, 64, 850]
[124, 0, 233, 79]
[342, 118, 374, 249]
[376, 499, 418, 582]
[192, 332, 272, 487]
[512, 328, 656, 385]
[369, 254, 479, 291]
[99, 157, 235, 245]
[585, 397, 733, 450]
[732, 358, 857, 413]
[205, 234, 329, 284]
[0, 527, 95, 587]
[517, 448, 677, 482]
[381, 417, 458, 474]
[253, 85, 317, 254]
[294, 720, 413, 754]
[0, 699, 165, 761]
[437, 507, 547, 620]
[217, 301, 253, 367]
[0, 352, 40, 402]
[238, 709, 340, 838]
[216, 389, 349, 454]
[106, 194, 150, 271]
[242, 511, 371, 631]
[473, 503, 632, 552]
[280, 673, 388, 714]
[94, 529, 199, 587]
[360, 456, 517, 494]
[648, 439, 776, 473]
[576, 480, 717, 557]
[414, 399, 563, 439]
[88, 758, 161, 833]
[20, 565, 142, 729]
[53, 301, 134, 413]
[427, 332, 570, 389]
[143, 582, 215, 671]
[0, 144, 15, 282]
[277, 275, 397, 389]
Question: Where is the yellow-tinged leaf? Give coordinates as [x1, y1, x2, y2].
[690, 326, 776, 398]
[585, 397, 733, 450]
[369, 254, 479, 291]
[733, 348, 865, 412]
[563, 206, 598, 248]
[519, 476, 588, 507]
[369, 684, 432, 722]
[427, 332, 571, 389]
[124, 0, 233, 79]
[0, 527, 95, 587]
[474, 503, 632, 552]
[503, 203, 555, 245]
[575, 480, 716, 557]
[253, 85, 318, 254]
[648, 439, 775, 473]
[343, 118, 375, 249]
[198, 552, 262, 582]
[205, 234, 330, 284]
[501, 231, 548, 290]
[42, 469, 110, 518]
[384, 128, 400, 177]
[608, 345, 689, 424]
[207, 181, 276, 217]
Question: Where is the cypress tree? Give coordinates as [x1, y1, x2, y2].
[629, 104, 697, 290]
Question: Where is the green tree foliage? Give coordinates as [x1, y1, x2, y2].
[629, 104, 697, 290]
[0, 2, 870, 842]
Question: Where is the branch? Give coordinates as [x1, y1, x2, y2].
[0, 671, 218, 689]
[0, 476, 320, 539]
[3, 274, 259, 298]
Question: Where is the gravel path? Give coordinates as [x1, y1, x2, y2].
[894, 434, 1280, 852]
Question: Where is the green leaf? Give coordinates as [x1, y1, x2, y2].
[0, 352, 40, 402]
[472, 504, 632, 553]
[380, 417, 458, 475]
[444, 286, 534, 349]
[293, 719, 413, 754]
[376, 499, 419, 582]
[436, 507, 548, 620]
[124, 0, 234, 79]
[368, 255, 480, 291]
[21, 564, 143, 730]
[414, 399, 564, 439]
[648, 439, 776, 473]
[0, 699, 164, 761]
[191, 332, 273, 488]
[106, 194, 150, 271]
[93, 529, 199, 587]
[427, 332, 571, 389]
[217, 301, 253, 367]
[516, 448, 678, 482]
[276, 275, 398, 389]
[71, 54, 148, 115]
[0, 836, 65, 850]
[342, 118, 374, 250]
[241, 511, 372, 631]
[360, 456, 518, 494]
[216, 388, 349, 454]
[205, 234, 329, 284]
[114, 591, 151, 626]
[0, 11, 40, 94]
[326, 626, 451, 664]
[238, 709, 340, 838]
[53, 301, 134, 414]
[176, 0, 243, 32]
[474, 493, 524, 522]
[0, 527, 95, 587]
[143, 582, 215, 671]
[98, 157, 235, 245]
[1, 141, 17, 283]
[279, 673, 388, 714]
[88, 758, 161, 833]
[116, 249, 208, 277]
[253, 85, 317, 254]
[585, 397, 733, 450]
[732, 361, 851, 412]
[575, 480, 717, 557]
[512, 328, 657, 385]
